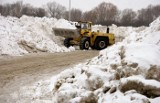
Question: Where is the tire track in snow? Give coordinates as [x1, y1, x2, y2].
[0, 50, 98, 97]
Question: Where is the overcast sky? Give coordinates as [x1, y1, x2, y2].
[1, 0, 160, 11]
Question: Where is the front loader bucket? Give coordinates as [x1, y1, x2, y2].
[53, 28, 80, 38]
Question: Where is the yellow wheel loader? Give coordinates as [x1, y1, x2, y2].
[53, 21, 115, 50]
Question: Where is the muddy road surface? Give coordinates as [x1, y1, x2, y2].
[0, 50, 99, 102]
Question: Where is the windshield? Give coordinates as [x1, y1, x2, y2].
[81, 23, 88, 29]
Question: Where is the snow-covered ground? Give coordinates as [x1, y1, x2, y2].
[1, 15, 160, 103]
[0, 15, 75, 56]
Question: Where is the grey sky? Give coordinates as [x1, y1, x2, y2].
[1, 0, 160, 11]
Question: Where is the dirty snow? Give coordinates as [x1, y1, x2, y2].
[0, 15, 75, 56]
[50, 16, 160, 103]
[1, 15, 160, 103]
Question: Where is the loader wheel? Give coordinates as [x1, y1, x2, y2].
[80, 37, 90, 50]
[95, 38, 108, 50]
[64, 38, 72, 48]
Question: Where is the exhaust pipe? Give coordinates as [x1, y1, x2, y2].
[107, 26, 109, 33]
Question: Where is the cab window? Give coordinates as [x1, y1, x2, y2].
[81, 23, 88, 29]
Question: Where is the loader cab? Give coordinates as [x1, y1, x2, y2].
[76, 21, 91, 30]
[76, 21, 92, 34]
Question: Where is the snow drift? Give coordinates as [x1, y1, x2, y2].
[0, 15, 75, 56]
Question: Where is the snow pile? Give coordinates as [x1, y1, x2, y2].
[93, 24, 146, 42]
[51, 17, 160, 103]
[53, 19, 76, 29]
[0, 15, 75, 56]
[92, 24, 146, 42]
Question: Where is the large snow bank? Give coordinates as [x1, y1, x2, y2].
[50, 17, 160, 103]
[0, 15, 75, 56]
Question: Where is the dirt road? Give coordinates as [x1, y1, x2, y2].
[0, 50, 98, 102]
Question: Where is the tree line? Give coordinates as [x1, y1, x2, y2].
[0, 1, 160, 26]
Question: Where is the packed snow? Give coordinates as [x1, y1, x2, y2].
[1, 15, 160, 103]
[0, 15, 75, 56]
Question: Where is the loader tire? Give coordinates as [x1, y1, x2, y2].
[95, 37, 108, 50]
[80, 37, 90, 50]
[64, 38, 72, 48]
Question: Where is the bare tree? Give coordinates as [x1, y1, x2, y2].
[95, 2, 118, 25]
[10, 1, 23, 17]
[0, 1, 159, 26]
[70, 8, 82, 21]
[136, 5, 153, 26]
[64, 9, 82, 21]
[35, 8, 46, 17]
[21, 4, 36, 16]
[145, 5, 154, 24]
[83, 10, 97, 23]
[0, 5, 3, 14]
[151, 5, 160, 19]
[46, 1, 66, 19]
[2, 4, 11, 16]
[121, 9, 136, 26]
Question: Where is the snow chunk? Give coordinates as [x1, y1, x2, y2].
[120, 75, 160, 97]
